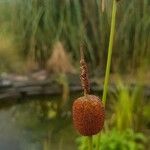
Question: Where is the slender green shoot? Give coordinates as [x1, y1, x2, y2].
[102, 0, 117, 106]
[88, 136, 93, 150]
[96, 0, 117, 150]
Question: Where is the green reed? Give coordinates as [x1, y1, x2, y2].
[0, 0, 150, 72]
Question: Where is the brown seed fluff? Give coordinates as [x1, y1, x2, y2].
[72, 95, 105, 136]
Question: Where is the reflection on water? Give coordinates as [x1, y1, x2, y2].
[0, 97, 77, 150]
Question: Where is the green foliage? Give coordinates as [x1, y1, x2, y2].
[77, 129, 146, 150]
[0, 0, 149, 72]
[112, 83, 144, 130]
[143, 104, 150, 126]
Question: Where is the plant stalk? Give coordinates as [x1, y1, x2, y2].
[88, 136, 93, 150]
[102, 0, 117, 106]
[97, 0, 117, 150]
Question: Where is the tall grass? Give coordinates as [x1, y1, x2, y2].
[1, 0, 150, 72]
[112, 83, 144, 131]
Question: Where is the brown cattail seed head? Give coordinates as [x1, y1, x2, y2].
[72, 95, 105, 136]
[80, 59, 90, 94]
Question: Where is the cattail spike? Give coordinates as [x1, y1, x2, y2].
[72, 44, 105, 137]
[73, 95, 105, 136]
[80, 44, 90, 95]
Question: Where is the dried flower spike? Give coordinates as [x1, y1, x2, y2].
[72, 45, 105, 136]
[80, 44, 90, 95]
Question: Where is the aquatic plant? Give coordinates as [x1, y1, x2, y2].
[96, 0, 118, 149]
[5, 0, 149, 73]
[77, 129, 146, 150]
[72, 46, 105, 150]
[73, 0, 118, 149]
[111, 83, 144, 131]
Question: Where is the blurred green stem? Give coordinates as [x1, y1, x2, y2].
[88, 136, 93, 150]
[97, 0, 117, 150]
[102, 0, 117, 106]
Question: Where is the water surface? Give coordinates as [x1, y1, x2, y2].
[0, 97, 77, 150]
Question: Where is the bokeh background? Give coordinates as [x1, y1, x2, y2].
[0, 0, 150, 150]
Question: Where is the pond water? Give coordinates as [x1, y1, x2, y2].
[0, 95, 78, 150]
[0, 92, 149, 150]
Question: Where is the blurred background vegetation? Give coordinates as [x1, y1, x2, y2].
[0, 0, 150, 150]
[0, 0, 149, 74]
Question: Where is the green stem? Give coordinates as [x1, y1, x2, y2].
[102, 0, 117, 106]
[88, 136, 93, 150]
[96, 0, 117, 150]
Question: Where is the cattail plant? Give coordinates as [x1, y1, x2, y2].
[72, 45, 105, 149]
[96, 0, 119, 149]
